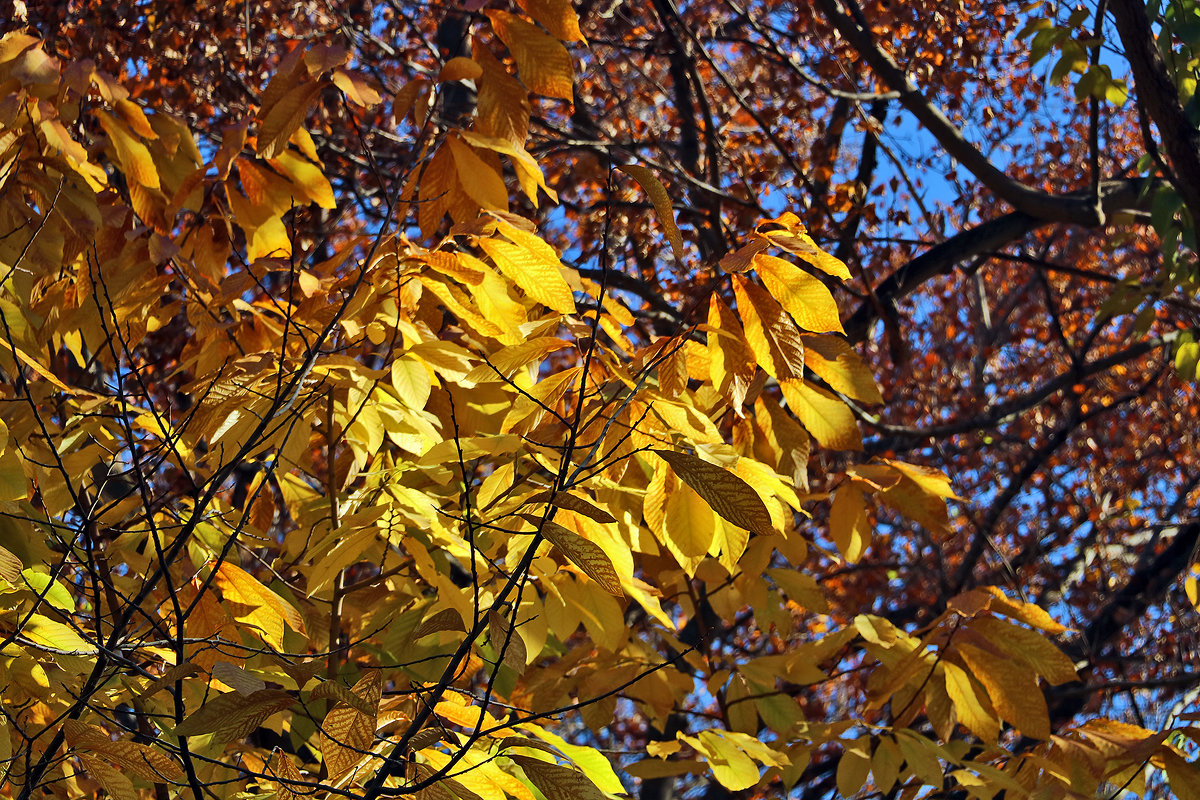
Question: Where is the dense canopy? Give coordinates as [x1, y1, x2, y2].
[3, 0, 1200, 799]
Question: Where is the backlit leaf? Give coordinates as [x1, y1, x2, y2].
[754, 254, 843, 334]
[511, 756, 607, 800]
[173, 689, 296, 741]
[779, 380, 862, 451]
[541, 521, 624, 596]
[654, 449, 774, 536]
[620, 165, 685, 263]
[487, 11, 574, 100]
[956, 642, 1050, 739]
[731, 275, 806, 380]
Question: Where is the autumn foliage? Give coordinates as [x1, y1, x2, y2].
[2, 1, 1200, 799]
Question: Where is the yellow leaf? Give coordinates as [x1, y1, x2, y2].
[447, 135, 508, 211]
[0, 544, 21, 583]
[970, 616, 1078, 686]
[173, 689, 295, 741]
[64, 721, 184, 781]
[779, 380, 862, 450]
[685, 730, 761, 791]
[878, 476, 950, 535]
[1164, 752, 1200, 800]
[753, 254, 843, 333]
[96, 110, 159, 188]
[892, 730, 943, 787]
[332, 68, 381, 106]
[473, 40, 531, 144]
[871, 736, 902, 794]
[766, 568, 828, 613]
[213, 561, 306, 650]
[955, 642, 1050, 740]
[392, 356, 432, 409]
[942, 661, 1000, 742]
[465, 337, 571, 382]
[663, 479, 718, 559]
[517, 0, 585, 41]
[829, 482, 869, 562]
[527, 490, 616, 523]
[477, 236, 575, 314]
[541, 521, 624, 596]
[707, 295, 757, 410]
[303, 43, 350, 76]
[487, 11, 574, 100]
[511, 756, 607, 800]
[78, 755, 137, 800]
[257, 80, 324, 160]
[266, 751, 306, 800]
[654, 449, 775, 536]
[800, 334, 883, 404]
[23, 614, 96, 655]
[978, 586, 1070, 634]
[881, 459, 961, 500]
[269, 150, 336, 209]
[620, 165, 684, 263]
[439, 56, 483, 82]
[458, 131, 556, 205]
[836, 738, 872, 798]
[731, 275, 806, 380]
[489, 609, 529, 671]
[756, 214, 852, 280]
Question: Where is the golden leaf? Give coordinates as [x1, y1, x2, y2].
[477, 236, 575, 314]
[96, 110, 159, 189]
[438, 56, 483, 82]
[731, 275, 806, 380]
[212, 561, 306, 650]
[753, 254, 843, 333]
[270, 150, 336, 209]
[473, 40, 531, 145]
[78, 755, 137, 800]
[332, 68, 381, 106]
[620, 165, 685, 263]
[517, 0, 585, 41]
[970, 615, 1078, 686]
[778, 380, 862, 451]
[511, 756, 608, 800]
[173, 689, 296, 741]
[955, 642, 1050, 740]
[942, 661, 1000, 742]
[835, 738, 872, 799]
[320, 670, 381, 780]
[266, 751, 306, 800]
[414, 607, 466, 639]
[829, 482, 869, 563]
[487, 11, 574, 101]
[488, 609, 528, 672]
[529, 490, 617, 524]
[447, 135, 508, 211]
[257, 81, 324, 160]
[541, 521, 624, 596]
[800, 334, 883, 404]
[653, 449, 775, 536]
[663, 480, 718, 558]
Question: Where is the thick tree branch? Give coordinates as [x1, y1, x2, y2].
[813, 0, 1106, 225]
[844, 179, 1153, 343]
[1109, 0, 1200, 219]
